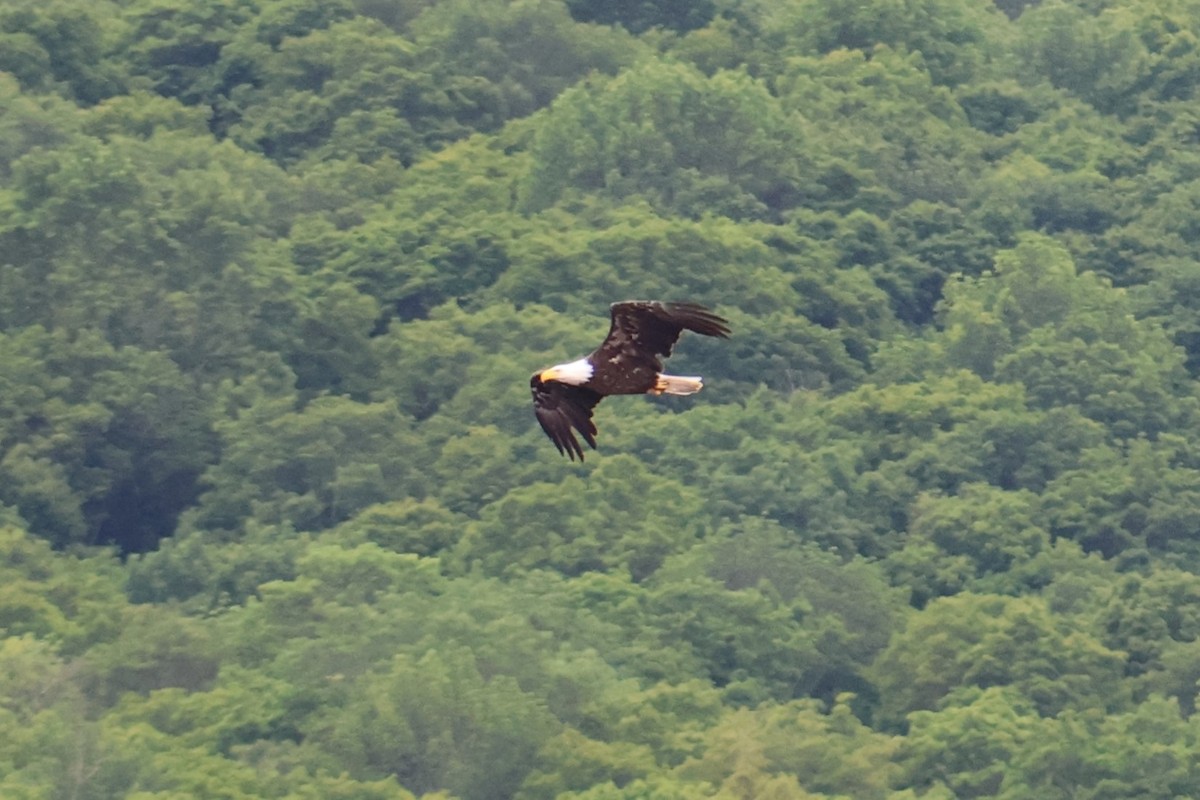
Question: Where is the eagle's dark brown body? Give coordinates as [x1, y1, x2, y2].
[531, 301, 730, 460]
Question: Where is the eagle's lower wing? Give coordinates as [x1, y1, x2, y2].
[606, 301, 731, 359]
[533, 381, 603, 461]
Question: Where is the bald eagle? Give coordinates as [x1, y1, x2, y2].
[531, 301, 730, 460]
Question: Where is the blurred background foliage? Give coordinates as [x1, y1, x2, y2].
[7, 0, 1200, 796]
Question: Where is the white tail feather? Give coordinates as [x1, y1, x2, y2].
[654, 375, 704, 396]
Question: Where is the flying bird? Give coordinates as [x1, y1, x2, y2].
[531, 301, 730, 460]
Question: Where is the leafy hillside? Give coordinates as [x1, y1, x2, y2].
[6, 0, 1200, 796]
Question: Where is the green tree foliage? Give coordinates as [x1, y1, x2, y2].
[994, 696, 1200, 799]
[313, 646, 558, 799]
[455, 455, 704, 580]
[519, 61, 808, 219]
[186, 394, 428, 534]
[563, 0, 716, 34]
[1093, 568, 1200, 701]
[1015, 0, 1200, 115]
[776, 47, 986, 213]
[762, 0, 1006, 86]
[692, 519, 900, 699]
[0, 126, 309, 384]
[410, 0, 640, 112]
[871, 593, 1127, 729]
[0, 525, 126, 653]
[0, 0, 127, 103]
[9, 0, 1200, 796]
[899, 687, 1042, 798]
[675, 697, 903, 799]
[884, 483, 1050, 604]
[0, 328, 214, 549]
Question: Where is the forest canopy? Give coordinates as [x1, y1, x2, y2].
[6, 0, 1200, 797]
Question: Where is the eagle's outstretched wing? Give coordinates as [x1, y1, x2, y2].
[601, 301, 730, 365]
[531, 378, 603, 461]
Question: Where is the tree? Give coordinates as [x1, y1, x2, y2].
[518, 61, 808, 219]
[0, 524, 127, 655]
[454, 455, 705, 581]
[762, 0, 1006, 86]
[328, 497, 466, 558]
[1016, 0, 1200, 115]
[776, 47, 986, 216]
[677, 698, 902, 799]
[928, 234, 1198, 440]
[563, 0, 717, 34]
[1093, 568, 1200, 688]
[996, 695, 1200, 799]
[186, 394, 429, 534]
[900, 687, 1043, 798]
[79, 604, 220, 705]
[516, 727, 658, 800]
[119, 0, 259, 104]
[0, 328, 215, 550]
[411, 0, 640, 111]
[871, 593, 1127, 729]
[696, 518, 899, 700]
[310, 647, 559, 799]
[0, 129, 309, 385]
[0, 0, 127, 103]
[1040, 437, 1200, 560]
[885, 484, 1050, 605]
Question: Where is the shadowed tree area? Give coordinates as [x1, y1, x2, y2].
[563, 0, 717, 33]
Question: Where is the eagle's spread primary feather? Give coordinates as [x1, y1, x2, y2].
[531, 301, 730, 460]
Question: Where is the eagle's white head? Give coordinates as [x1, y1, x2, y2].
[539, 357, 594, 386]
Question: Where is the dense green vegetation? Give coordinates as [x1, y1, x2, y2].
[7, 0, 1200, 795]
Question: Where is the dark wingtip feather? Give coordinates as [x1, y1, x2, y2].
[662, 302, 731, 339]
